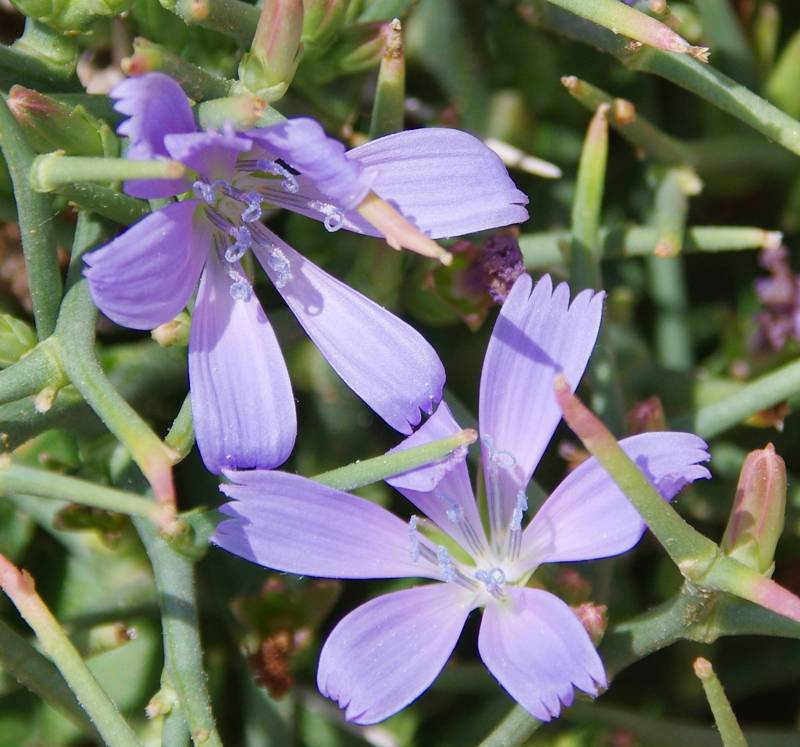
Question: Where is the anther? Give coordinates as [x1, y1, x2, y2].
[225, 267, 252, 302]
[256, 159, 300, 194]
[225, 225, 252, 263]
[509, 490, 528, 532]
[408, 515, 420, 562]
[475, 566, 506, 598]
[266, 247, 292, 289]
[240, 193, 263, 223]
[309, 200, 344, 232]
[436, 545, 457, 582]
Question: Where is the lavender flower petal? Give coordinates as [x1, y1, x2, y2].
[479, 274, 604, 531]
[317, 584, 474, 724]
[164, 131, 251, 183]
[213, 471, 440, 580]
[247, 118, 373, 209]
[252, 230, 444, 434]
[344, 128, 530, 238]
[478, 587, 605, 722]
[112, 73, 196, 198]
[520, 433, 711, 566]
[189, 255, 296, 474]
[83, 200, 209, 330]
[387, 403, 489, 555]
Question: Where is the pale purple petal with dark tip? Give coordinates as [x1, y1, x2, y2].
[479, 274, 604, 532]
[478, 587, 605, 722]
[112, 73, 196, 198]
[252, 228, 444, 434]
[83, 200, 209, 330]
[318, 584, 475, 724]
[189, 255, 295, 474]
[164, 131, 251, 184]
[519, 432, 711, 567]
[213, 471, 440, 580]
[387, 403, 489, 555]
[247, 118, 373, 209]
[344, 128, 530, 239]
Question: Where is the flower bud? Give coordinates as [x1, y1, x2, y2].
[302, 0, 350, 56]
[721, 444, 786, 575]
[625, 396, 667, 434]
[0, 314, 37, 368]
[151, 311, 190, 347]
[237, 0, 304, 102]
[573, 602, 608, 645]
[7, 86, 117, 157]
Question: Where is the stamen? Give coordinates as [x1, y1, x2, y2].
[407, 515, 420, 562]
[475, 567, 506, 599]
[309, 199, 344, 232]
[225, 225, 252, 263]
[506, 491, 528, 561]
[482, 434, 518, 547]
[435, 490, 486, 558]
[436, 545, 457, 582]
[509, 490, 528, 532]
[240, 193, 263, 223]
[192, 179, 228, 205]
[225, 267, 252, 302]
[267, 247, 292, 289]
[256, 159, 300, 194]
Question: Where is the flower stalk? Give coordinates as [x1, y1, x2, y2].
[693, 657, 749, 747]
[368, 17, 405, 139]
[30, 153, 186, 192]
[0, 554, 143, 747]
[545, 0, 709, 60]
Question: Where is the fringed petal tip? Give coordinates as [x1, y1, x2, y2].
[478, 588, 606, 723]
[317, 585, 473, 724]
[478, 273, 605, 530]
[247, 118, 373, 210]
[111, 73, 196, 157]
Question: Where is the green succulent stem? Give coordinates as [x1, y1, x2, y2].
[0, 554, 143, 747]
[693, 657, 749, 747]
[0, 95, 63, 339]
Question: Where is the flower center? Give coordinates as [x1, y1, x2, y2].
[193, 178, 294, 299]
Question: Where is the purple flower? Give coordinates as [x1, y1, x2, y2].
[83, 73, 529, 474]
[212, 274, 711, 723]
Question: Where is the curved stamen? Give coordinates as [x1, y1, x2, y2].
[435, 490, 487, 558]
[251, 223, 293, 289]
[507, 490, 528, 561]
[255, 158, 300, 194]
[309, 200, 344, 232]
[475, 567, 506, 599]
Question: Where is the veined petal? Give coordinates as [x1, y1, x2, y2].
[189, 255, 296, 474]
[247, 118, 373, 209]
[252, 229, 444, 434]
[519, 432, 711, 567]
[213, 471, 440, 580]
[318, 584, 474, 724]
[83, 200, 209, 330]
[387, 403, 488, 556]
[478, 588, 605, 722]
[165, 131, 251, 184]
[112, 73, 196, 199]
[479, 274, 604, 533]
[344, 128, 530, 239]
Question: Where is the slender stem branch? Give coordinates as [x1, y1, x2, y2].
[670, 358, 800, 439]
[313, 429, 477, 491]
[0, 554, 143, 747]
[693, 658, 749, 747]
[164, 395, 195, 464]
[54, 213, 177, 514]
[55, 183, 150, 226]
[0, 95, 63, 338]
[0, 617, 97, 736]
[0, 459, 170, 525]
[0, 339, 67, 405]
[477, 705, 542, 747]
[134, 518, 223, 747]
[521, 225, 780, 268]
[30, 154, 185, 192]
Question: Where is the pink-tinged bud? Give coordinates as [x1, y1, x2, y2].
[626, 396, 667, 434]
[237, 0, 304, 102]
[721, 444, 786, 575]
[573, 602, 608, 645]
[7, 86, 116, 157]
[554, 568, 592, 604]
